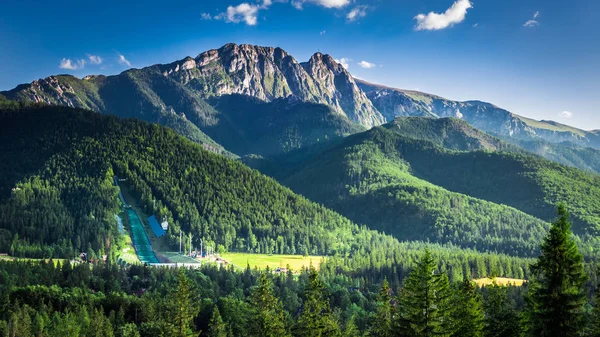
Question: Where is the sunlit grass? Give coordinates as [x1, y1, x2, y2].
[220, 253, 324, 272]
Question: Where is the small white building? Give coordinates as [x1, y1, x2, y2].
[161, 216, 169, 230]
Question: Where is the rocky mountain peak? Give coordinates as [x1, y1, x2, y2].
[3, 43, 386, 128]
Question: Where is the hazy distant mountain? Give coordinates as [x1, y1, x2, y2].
[357, 79, 600, 149]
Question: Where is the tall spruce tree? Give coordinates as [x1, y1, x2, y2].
[248, 273, 290, 337]
[452, 278, 484, 337]
[172, 269, 200, 337]
[343, 315, 360, 337]
[591, 274, 600, 337]
[528, 204, 587, 337]
[397, 249, 455, 337]
[206, 306, 228, 337]
[293, 267, 341, 337]
[369, 279, 393, 337]
[483, 283, 521, 337]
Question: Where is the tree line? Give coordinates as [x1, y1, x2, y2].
[1, 204, 599, 336]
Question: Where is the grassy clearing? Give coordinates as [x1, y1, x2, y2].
[160, 252, 200, 264]
[117, 220, 141, 265]
[0, 256, 67, 266]
[220, 253, 324, 272]
[516, 115, 586, 136]
[474, 277, 526, 287]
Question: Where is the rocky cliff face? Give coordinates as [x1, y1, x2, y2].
[157, 43, 384, 127]
[4, 43, 598, 149]
[357, 79, 600, 148]
[4, 43, 384, 128]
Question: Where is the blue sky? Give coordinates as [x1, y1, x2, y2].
[1, 0, 599, 129]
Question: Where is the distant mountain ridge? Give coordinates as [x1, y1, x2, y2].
[3, 43, 383, 130]
[4, 43, 600, 163]
[357, 79, 600, 148]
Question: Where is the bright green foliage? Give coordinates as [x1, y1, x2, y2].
[120, 323, 141, 337]
[343, 315, 360, 337]
[483, 284, 521, 337]
[397, 249, 456, 337]
[248, 273, 290, 337]
[206, 306, 228, 337]
[268, 119, 600, 257]
[452, 278, 484, 337]
[277, 126, 551, 257]
[369, 279, 393, 337]
[0, 105, 534, 285]
[527, 204, 587, 337]
[294, 267, 341, 337]
[172, 269, 200, 337]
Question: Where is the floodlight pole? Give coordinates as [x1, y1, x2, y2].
[199, 238, 203, 259]
[179, 229, 182, 254]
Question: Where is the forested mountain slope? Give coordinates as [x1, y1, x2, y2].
[382, 117, 520, 152]
[0, 103, 536, 282]
[254, 118, 600, 257]
[0, 104, 360, 257]
[202, 95, 365, 156]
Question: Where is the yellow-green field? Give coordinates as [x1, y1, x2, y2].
[474, 277, 526, 287]
[220, 253, 324, 272]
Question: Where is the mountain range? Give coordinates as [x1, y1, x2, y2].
[2, 43, 600, 261]
[5, 43, 600, 159]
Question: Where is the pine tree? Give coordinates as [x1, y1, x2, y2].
[120, 323, 141, 337]
[591, 274, 600, 337]
[206, 306, 228, 337]
[452, 278, 484, 337]
[483, 283, 521, 337]
[369, 279, 393, 337]
[248, 273, 290, 337]
[172, 269, 200, 337]
[343, 315, 360, 337]
[527, 204, 587, 337]
[293, 267, 342, 337]
[397, 249, 455, 337]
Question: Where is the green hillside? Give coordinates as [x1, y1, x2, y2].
[383, 117, 520, 152]
[0, 104, 535, 282]
[260, 119, 600, 257]
[204, 95, 365, 156]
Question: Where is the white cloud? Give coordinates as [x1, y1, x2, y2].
[358, 60, 376, 69]
[524, 11, 540, 27]
[414, 0, 472, 31]
[216, 0, 277, 26]
[347, 5, 368, 22]
[217, 3, 261, 25]
[87, 54, 102, 65]
[292, 0, 350, 9]
[334, 57, 350, 70]
[559, 111, 573, 119]
[472, 23, 479, 28]
[523, 20, 539, 27]
[117, 53, 132, 67]
[320, 30, 327, 35]
[59, 58, 85, 70]
[211, 0, 348, 25]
